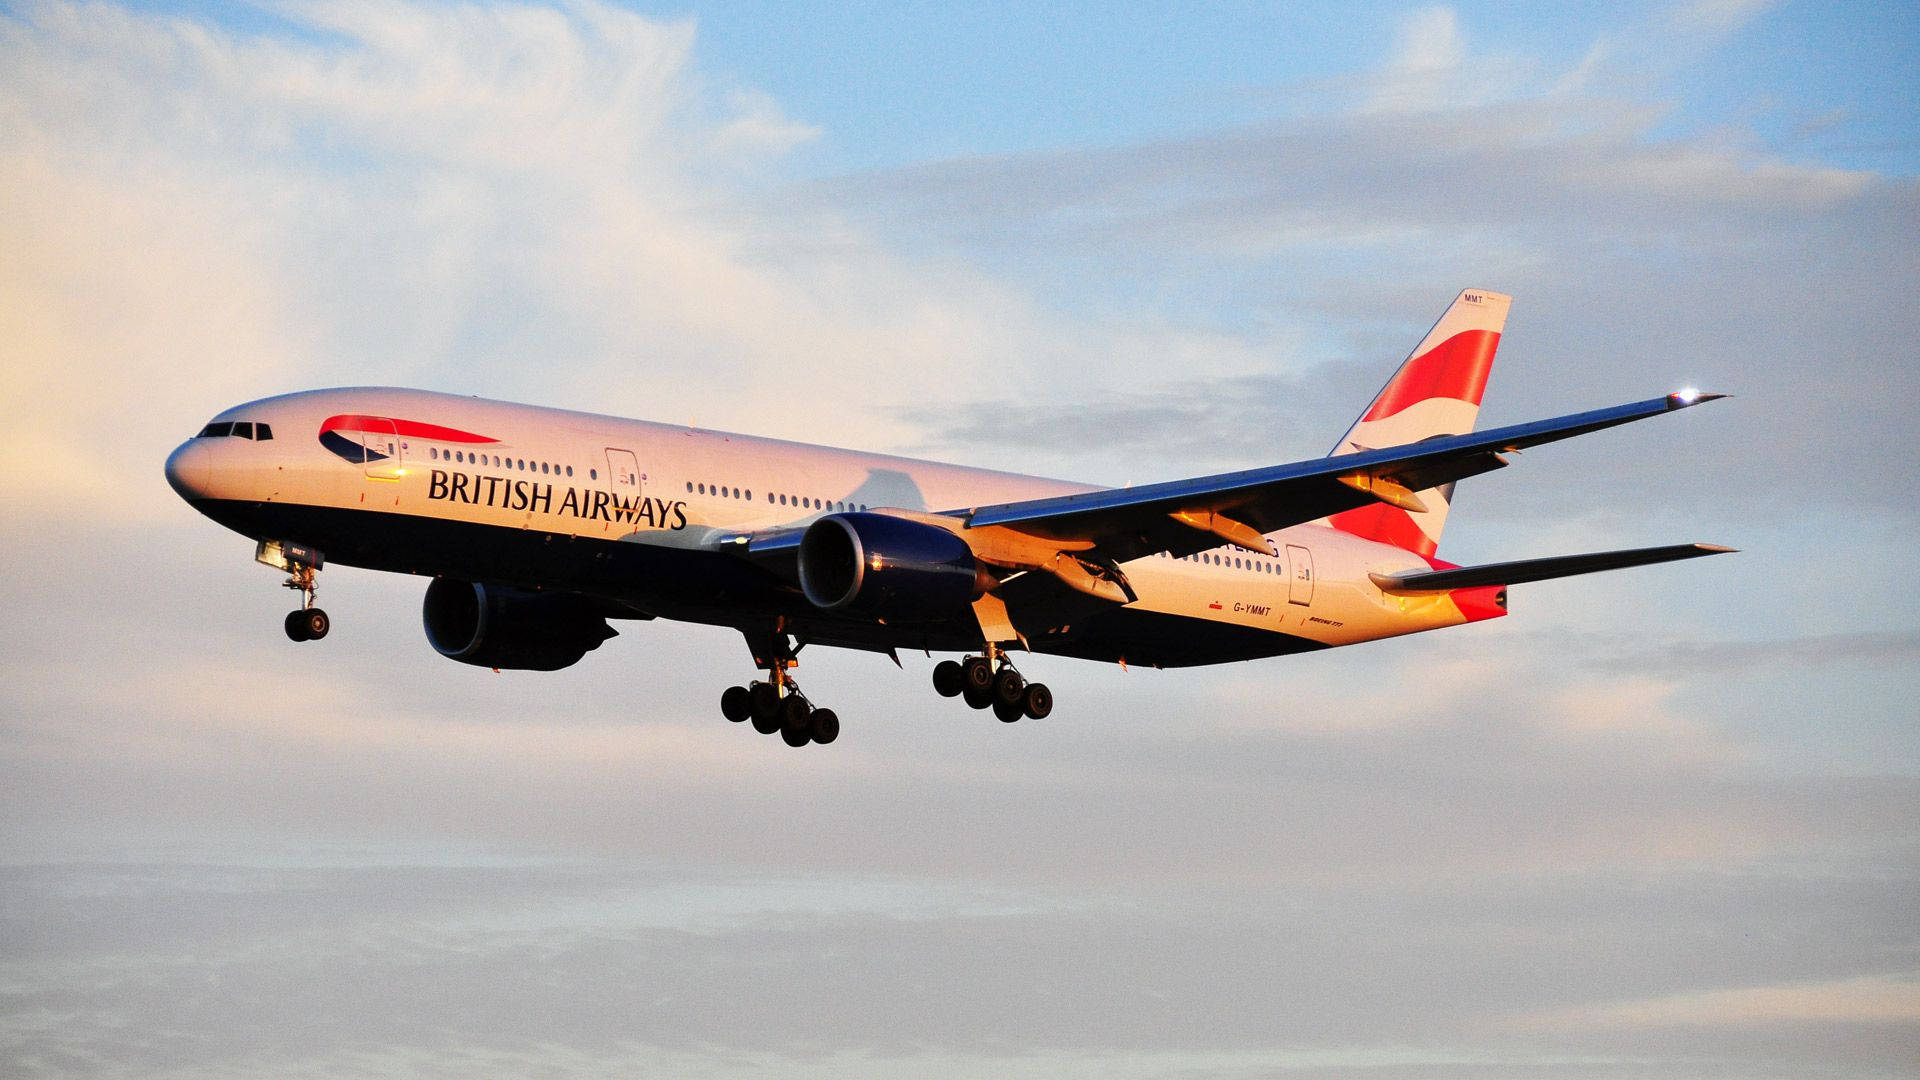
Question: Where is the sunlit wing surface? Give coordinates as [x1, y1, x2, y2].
[959, 392, 1724, 562]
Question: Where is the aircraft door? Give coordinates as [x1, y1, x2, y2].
[1286, 544, 1314, 606]
[361, 417, 403, 480]
[606, 448, 641, 494]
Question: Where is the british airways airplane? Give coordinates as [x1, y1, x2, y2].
[165, 290, 1730, 747]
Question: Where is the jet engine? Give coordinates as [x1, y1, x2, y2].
[799, 512, 989, 621]
[422, 578, 616, 671]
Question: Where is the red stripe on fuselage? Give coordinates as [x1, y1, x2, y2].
[319, 414, 498, 444]
[1361, 329, 1500, 421]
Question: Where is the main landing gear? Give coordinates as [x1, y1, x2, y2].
[720, 627, 839, 747]
[932, 648, 1051, 722]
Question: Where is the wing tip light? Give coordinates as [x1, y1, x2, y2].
[1667, 388, 1729, 409]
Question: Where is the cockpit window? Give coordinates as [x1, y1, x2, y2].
[196, 419, 273, 440]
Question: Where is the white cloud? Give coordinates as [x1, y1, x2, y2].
[0, 0, 1047, 526]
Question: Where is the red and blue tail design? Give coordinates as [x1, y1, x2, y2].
[1323, 289, 1511, 558]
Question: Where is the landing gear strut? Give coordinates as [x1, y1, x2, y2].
[260, 541, 330, 643]
[720, 626, 839, 747]
[932, 646, 1051, 722]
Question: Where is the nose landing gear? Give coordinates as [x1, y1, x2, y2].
[932, 647, 1051, 721]
[258, 541, 330, 642]
[722, 627, 840, 746]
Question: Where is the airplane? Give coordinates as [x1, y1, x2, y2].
[164, 289, 1731, 747]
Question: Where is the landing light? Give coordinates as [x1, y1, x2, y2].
[1674, 387, 1701, 405]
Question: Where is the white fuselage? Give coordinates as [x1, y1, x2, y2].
[167, 387, 1492, 668]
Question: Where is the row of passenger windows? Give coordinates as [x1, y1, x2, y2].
[427, 445, 583, 478]
[687, 480, 868, 513]
[196, 421, 273, 440]
[1159, 549, 1282, 574]
[421, 446, 868, 514]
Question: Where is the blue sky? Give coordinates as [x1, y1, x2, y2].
[2, 2, 1917, 1077]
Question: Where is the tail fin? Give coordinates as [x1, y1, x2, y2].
[1324, 288, 1512, 558]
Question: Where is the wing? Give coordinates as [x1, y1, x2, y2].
[722, 390, 1724, 613]
[959, 391, 1726, 563]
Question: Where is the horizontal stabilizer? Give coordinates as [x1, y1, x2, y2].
[1371, 543, 1735, 593]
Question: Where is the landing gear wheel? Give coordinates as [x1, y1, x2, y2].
[720, 685, 751, 723]
[810, 708, 839, 745]
[1022, 682, 1053, 720]
[963, 656, 995, 694]
[750, 683, 782, 734]
[992, 667, 1026, 708]
[993, 697, 1024, 723]
[962, 683, 992, 710]
[780, 696, 814, 747]
[932, 660, 964, 698]
[286, 608, 329, 641]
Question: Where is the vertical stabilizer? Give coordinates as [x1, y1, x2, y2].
[1324, 289, 1511, 557]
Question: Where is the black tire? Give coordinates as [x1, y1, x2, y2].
[962, 683, 992, 710]
[1022, 682, 1053, 720]
[992, 667, 1026, 708]
[962, 657, 994, 694]
[302, 608, 330, 641]
[810, 708, 840, 745]
[932, 660, 964, 698]
[750, 681, 779, 718]
[780, 695, 813, 745]
[720, 685, 751, 722]
[750, 683, 781, 734]
[993, 697, 1024, 723]
[283, 610, 310, 642]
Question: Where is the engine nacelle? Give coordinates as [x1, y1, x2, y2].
[799, 512, 987, 622]
[422, 578, 616, 671]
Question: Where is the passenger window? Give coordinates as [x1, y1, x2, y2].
[566, 466, 573, 477]
[687, 482, 694, 493]
[254, 424, 272, 441]
[590, 468, 598, 480]
[697, 483, 706, 495]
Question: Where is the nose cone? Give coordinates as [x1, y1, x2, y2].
[165, 440, 212, 501]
